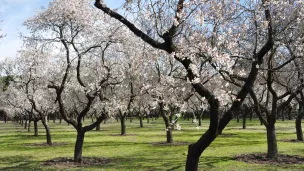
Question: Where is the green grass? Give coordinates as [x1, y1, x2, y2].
[0, 118, 303, 170]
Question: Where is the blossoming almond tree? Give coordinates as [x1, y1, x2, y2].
[249, 58, 303, 158]
[148, 53, 188, 143]
[3, 48, 55, 144]
[24, 0, 126, 162]
[94, 0, 279, 169]
[110, 32, 153, 135]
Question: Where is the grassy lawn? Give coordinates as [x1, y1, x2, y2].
[0, 118, 303, 170]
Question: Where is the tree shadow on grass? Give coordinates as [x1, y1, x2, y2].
[104, 154, 233, 170]
[0, 155, 42, 171]
[200, 156, 234, 168]
[82, 141, 149, 148]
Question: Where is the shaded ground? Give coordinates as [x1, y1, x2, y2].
[280, 139, 304, 143]
[1, 120, 304, 170]
[108, 134, 137, 136]
[235, 153, 304, 165]
[43, 157, 112, 168]
[25, 142, 68, 146]
[151, 141, 190, 146]
[218, 133, 237, 137]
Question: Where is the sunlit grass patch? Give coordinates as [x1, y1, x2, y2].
[0, 119, 303, 170]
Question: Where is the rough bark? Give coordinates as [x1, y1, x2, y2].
[74, 130, 85, 163]
[139, 115, 143, 128]
[159, 102, 173, 143]
[296, 118, 303, 141]
[28, 120, 31, 132]
[198, 114, 202, 127]
[288, 107, 292, 120]
[120, 116, 126, 135]
[166, 127, 173, 143]
[96, 123, 101, 131]
[34, 119, 38, 136]
[266, 124, 278, 158]
[41, 117, 52, 145]
[24, 119, 28, 129]
[296, 104, 303, 141]
[146, 115, 150, 123]
[59, 115, 62, 124]
[186, 99, 219, 171]
[242, 113, 247, 129]
[236, 113, 240, 123]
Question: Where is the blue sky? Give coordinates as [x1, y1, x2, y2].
[0, 0, 124, 60]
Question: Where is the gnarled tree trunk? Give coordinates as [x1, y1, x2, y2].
[266, 123, 278, 158]
[296, 104, 303, 141]
[242, 113, 247, 129]
[159, 102, 173, 143]
[28, 120, 31, 132]
[34, 119, 39, 136]
[74, 130, 85, 163]
[120, 116, 126, 135]
[186, 98, 220, 171]
[96, 123, 101, 131]
[41, 117, 52, 145]
[296, 118, 303, 141]
[198, 113, 202, 127]
[24, 119, 28, 129]
[139, 115, 143, 128]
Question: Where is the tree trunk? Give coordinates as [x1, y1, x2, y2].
[266, 124, 278, 158]
[242, 113, 247, 129]
[296, 103, 303, 141]
[166, 127, 173, 143]
[169, 115, 174, 130]
[41, 118, 52, 145]
[120, 116, 126, 135]
[236, 113, 240, 123]
[96, 123, 101, 131]
[186, 130, 217, 171]
[139, 115, 143, 128]
[24, 119, 28, 129]
[74, 130, 85, 163]
[59, 115, 62, 124]
[34, 119, 38, 136]
[198, 114, 202, 127]
[146, 115, 150, 123]
[288, 108, 292, 120]
[185, 94, 221, 171]
[28, 120, 31, 132]
[282, 111, 285, 121]
[296, 118, 303, 141]
[159, 102, 173, 143]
